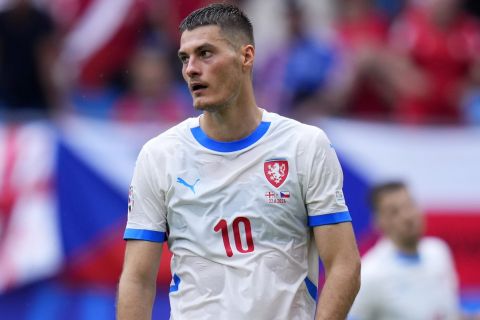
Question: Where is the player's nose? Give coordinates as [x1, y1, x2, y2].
[185, 57, 201, 78]
[401, 207, 420, 224]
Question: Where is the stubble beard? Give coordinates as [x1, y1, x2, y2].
[396, 228, 422, 252]
[193, 89, 239, 114]
[402, 236, 420, 251]
[194, 100, 228, 113]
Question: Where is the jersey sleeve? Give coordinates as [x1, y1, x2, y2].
[123, 146, 167, 242]
[305, 129, 351, 227]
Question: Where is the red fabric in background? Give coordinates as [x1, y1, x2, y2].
[392, 8, 480, 123]
[425, 211, 480, 289]
[61, 222, 173, 286]
[335, 11, 392, 119]
[78, 0, 148, 87]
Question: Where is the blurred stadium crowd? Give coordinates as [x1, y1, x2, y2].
[1, 0, 480, 319]
[0, 0, 480, 125]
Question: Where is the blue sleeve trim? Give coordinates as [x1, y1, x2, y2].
[308, 211, 352, 227]
[123, 228, 166, 243]
[304, 277, 318, 301]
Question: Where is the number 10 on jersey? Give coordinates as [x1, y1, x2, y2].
[214, 217, 254, 257]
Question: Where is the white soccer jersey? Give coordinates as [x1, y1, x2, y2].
[349, 237, 460, 320]
[124, 110, 351, 320]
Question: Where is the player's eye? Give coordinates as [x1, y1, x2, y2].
[179, 55, 189, 65]
[200, 50, 212, 58]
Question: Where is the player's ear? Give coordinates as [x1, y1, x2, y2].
[241, 44, 255, 71]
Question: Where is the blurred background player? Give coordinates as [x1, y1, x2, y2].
[388, 0, 480, 124]
[110, 44, 191, 124]
[0, 0, 59, 120]
[255, 0, 340, 118]
[349, 181, 460, 320]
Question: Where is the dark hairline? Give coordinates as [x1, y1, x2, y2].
[369, 181, 407, 213]
[179, 3, 255, 48]
[180, 26, 249, 53]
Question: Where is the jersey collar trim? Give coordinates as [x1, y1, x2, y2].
[190, 121, 271, 152]
[395, 251, 421, 264]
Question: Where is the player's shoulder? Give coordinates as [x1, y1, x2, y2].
[419, 236, 453, 257]
[361, 239, 396, 272]
[358, 240, 394, 285]
[265, 110, 330, 143]
[141, 117, 194, 156]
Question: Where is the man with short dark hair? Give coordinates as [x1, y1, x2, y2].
[349, 181, 460, 320]
[117, 4, 360, 319]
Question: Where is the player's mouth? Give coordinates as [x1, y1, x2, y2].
[190, 83, 208, 94]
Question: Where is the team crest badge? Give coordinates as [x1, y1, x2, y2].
[264, 159, 289, 188]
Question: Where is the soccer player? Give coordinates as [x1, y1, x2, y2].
[117, 3, 360, 319]
[349, 181, 460, 320]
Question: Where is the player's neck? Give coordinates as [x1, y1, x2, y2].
[200, 94, 262, 142]
[394, 241, 419, 255]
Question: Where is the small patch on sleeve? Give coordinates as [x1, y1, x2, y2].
[336, 190, 345, 205]
[128, 185, 135, 213]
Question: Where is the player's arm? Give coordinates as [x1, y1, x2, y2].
[117, 146, 167, 319]
[117, 240, 163, 320]
[314, 221, 361, 320]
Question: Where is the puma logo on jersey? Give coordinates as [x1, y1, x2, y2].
[177, 177, 200, 194]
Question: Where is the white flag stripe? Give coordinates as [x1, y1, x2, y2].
[61, 0, 134, 73]
[317, 118, 480, 212]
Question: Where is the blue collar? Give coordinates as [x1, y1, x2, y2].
[395, 251, 421, 264]
[191, 121, 271, 152]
